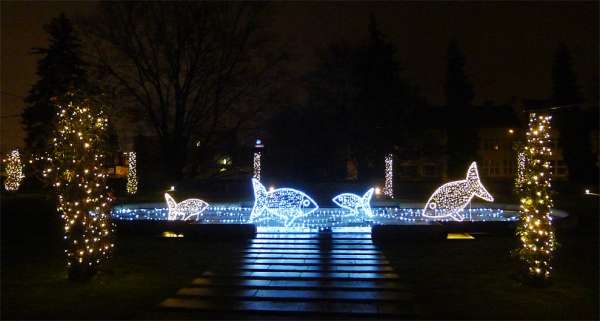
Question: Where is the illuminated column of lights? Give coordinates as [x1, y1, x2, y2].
[384, 153, 394, 198]
[253, 152, 261, 181]
[44, 94, 114, 276]
[514, 150, 526, 192]
[126, 152, 137, 194]
[4, 149, 25, 191]
[253, 138, 264, 181]
[516, 113, 555, 281]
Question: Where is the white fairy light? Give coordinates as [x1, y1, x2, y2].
[253, 151, 261, 181]
[4, 149, 24, 191]
[384, 153, 394, 198]
[249, 178, 319, 227]
[515, 151, 526, 191]
[422, 162, 494, 221]
[517, 113, 555, 280]
[164, 193, 209, 221]
[126, 152, 137, 194]
[332, 188, 375, 217]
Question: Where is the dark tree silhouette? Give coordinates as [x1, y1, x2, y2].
[552, 43, 597, 184]
[22, 13, 88, 157]
[445, 39, 478, 178]
[268, 15, 420, 182]
[83, 2, 285, 181]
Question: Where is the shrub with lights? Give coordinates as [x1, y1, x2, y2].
[45, 92, 114, 280]
[4, 149, 25, 191]
[515, 113, 556, 283]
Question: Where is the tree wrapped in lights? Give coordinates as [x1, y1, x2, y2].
[126, 152, 137, 194]
[515, 113, 556, 282]
[4, 149, 25, 191]
[45, 92, 114, 280]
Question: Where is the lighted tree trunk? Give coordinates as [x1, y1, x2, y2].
[515, 113, 556, 283]
[45, 93, 114, 281]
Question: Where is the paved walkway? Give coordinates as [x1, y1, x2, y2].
[159, 231, 417, 319]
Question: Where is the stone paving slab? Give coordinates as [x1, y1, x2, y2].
[176, 287, 412, 301]
[190, 277, 408, 291]
[160, 298, 416, 317]
[159, 231, 417, 319]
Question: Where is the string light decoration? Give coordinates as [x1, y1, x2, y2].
[422, 162, 494, 221]
[249, 178, 319, 227]
[253, 152, 261, 181]
[112, 203, 522, 229]
[4, 149, 25, 191]
[253, 138, 263, 181]
[515, 150, 527, 192]
[164, 193, 209, 221]
[332, 188, 375, 217]
[516, 113, 556, 281]
[384, 153, 394, 198]
[44, 93, 113, 279]
[126, 152, 137, 194]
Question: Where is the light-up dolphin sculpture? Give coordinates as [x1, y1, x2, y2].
[422, 162, 494, 221]
[249, 178, 319, 227]
[165, 193, 209, 221]
[332, 188, 375, 217]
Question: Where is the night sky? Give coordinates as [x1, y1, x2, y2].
[1, 1, 597, 152]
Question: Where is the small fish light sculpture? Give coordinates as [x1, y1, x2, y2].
[249, 178, 319, 227]
[164, 193, 209, 221]
[422, 162, 493, 221]
[332, 188, 375, 217]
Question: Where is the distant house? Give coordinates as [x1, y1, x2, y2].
[393, 102, 575, 182]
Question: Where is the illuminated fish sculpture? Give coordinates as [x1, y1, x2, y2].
[249, 178, 319, 227]
[332, 188, 375, 217]
[422, 162, 494, 221]
[165, 193, 209, 221]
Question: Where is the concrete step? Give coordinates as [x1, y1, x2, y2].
[201, 270, 399, 280]
[160, 297, 416, 317]
[190, 277, 408, 291]
[242, 258, 390, 265]
[247, 244, 378, 250]
[251, 239, 375, 245]
[255, 233, 372, 239]
[242, 253, 383, 259]
[176, 287, 413, 302]
[241, 249, 382, 254]
[207, 264, 395, 273]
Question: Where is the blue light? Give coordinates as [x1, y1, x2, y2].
[249, 178, 319, 227]
[332, 188, 374, 217]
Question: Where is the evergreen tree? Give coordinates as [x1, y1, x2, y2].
[552, 43, 596, 183]
[22, 13, 88, 157]
[445, 39, 478, 178]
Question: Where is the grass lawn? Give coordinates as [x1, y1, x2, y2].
[1, 192, 598, 320]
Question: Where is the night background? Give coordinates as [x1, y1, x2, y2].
[1, 1, 598, 320]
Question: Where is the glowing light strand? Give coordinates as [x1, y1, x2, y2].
[4, 149, 24, 191]
[249, 178, 319, 227]
[126, 152, 137, 194]
[253, 151, 261, 181]
[422, 162, 494, 221]
[332, 188, 375, 217]
[44, 95, 114, 276]
[165, 193, 209, 221]
[384, 153, 394, 198]
[516, 113, 555, 280]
